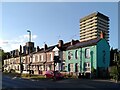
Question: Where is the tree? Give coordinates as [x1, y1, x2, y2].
[110, 47, 114, 66]
[117, 52, 120, 80]
[110, 66, 119, 83]
[0, 49, 5, 66]
[109, 49, 120, 82]
[0, 49, 8, 71]
[91, 67, 96, 79]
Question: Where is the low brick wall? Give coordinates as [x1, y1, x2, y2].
[61, 72, 78, 78]
[42, 71, 46, 75]
[34, 71, 38, 75]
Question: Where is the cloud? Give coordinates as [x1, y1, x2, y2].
[0, 39, 24, 52]
[23, 34, 37, 40]
[32, 35, 37, 39]
[23, 35, 29, 39]
[1, 34, 37, 52]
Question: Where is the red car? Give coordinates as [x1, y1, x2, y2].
[45, 71, 64, 79]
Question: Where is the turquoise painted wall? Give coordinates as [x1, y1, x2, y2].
[97, 39, 110, 68]
[65, 45, 97, 73]
[65, 39, 110, 75]
[65, 49, 80, 72]
[81, 45, 97, 72]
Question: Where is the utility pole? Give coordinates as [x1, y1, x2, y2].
[80, 48, 82, 77]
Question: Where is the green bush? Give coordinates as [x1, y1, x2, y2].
[91, 67, 96, 78]
[9, 69, 15, 73]
[110, 66, 119, 82]
[30, 75, 45, 78]
[4, 69, 8, 73]
[21, 74, 30, 77]
[64, 74, 72, 78]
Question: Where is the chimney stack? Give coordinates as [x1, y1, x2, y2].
[58, 40, 63, 48]
[71, 39, 74, 45]
[100, 31, 104, 39]
[37, 46, 40, 52]
[44, 44, 47, 51]
[23, 46, 26, 54]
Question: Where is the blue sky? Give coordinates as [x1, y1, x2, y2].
[1, 2, 118, 52]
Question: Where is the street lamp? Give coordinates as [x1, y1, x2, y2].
[27, 30, 31, 42]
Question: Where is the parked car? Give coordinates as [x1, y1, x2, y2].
[45, 70, 64, 79]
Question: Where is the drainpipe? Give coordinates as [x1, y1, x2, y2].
[20, 45, 22, 74]
[80, 48, 82, 76]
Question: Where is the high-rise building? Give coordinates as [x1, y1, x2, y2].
[80, 12, 109, 42]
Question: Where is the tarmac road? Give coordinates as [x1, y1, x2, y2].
[2, 74, 120, 90]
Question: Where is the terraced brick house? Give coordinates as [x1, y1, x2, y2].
[3, 40, 79, 75]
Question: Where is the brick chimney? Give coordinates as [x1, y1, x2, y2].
[44, 44, 47, 51]
[20, 45, 22, 55]
[58, 40, 63, 48]
[37, 46, 40, 52]
[10, 51, 13, 57]
[15, 49, 19, 56]
[100, 31, 104, 39]
[23, 46, 26, 54]
[71, 39, 75, 45]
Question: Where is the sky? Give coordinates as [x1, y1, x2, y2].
[1, 2, 118, 52]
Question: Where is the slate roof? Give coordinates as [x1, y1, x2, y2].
[32, 40, 79, 54]
[66, 38, 101, 50]
[34, 45, 56, 54]
[60, 40, 79, 51]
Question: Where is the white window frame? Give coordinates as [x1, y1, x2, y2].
[85, 48, 90, 58]
[33, 55, 35, 62]
[75, 50, 79, 59]
[84, 62, 91, 72]
[37, 55, 39, 62]
[41, 55, 43, 61]
[50, 53, 53, 61]
[70, 64, 73, 72]
[68, 51, 73, 60]
[35, 55, 38, 62]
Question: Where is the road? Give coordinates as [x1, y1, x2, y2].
[2, 75, 120, 90]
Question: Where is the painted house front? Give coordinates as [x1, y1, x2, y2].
[97, 39, 110, 78]
[65, 38, 110, 78]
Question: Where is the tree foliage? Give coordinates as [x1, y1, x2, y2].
[91, 67, 96, 78]
[110, 47, 114, 66]
[110, 66, 119, 81]
[0, 49, 7, 60]
[0, 49, 7, 68]
[109, 49, 120, 82]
